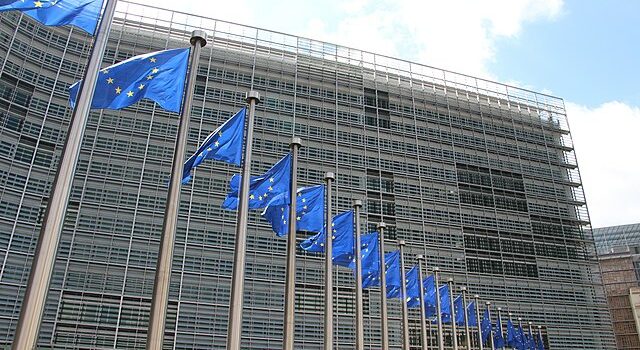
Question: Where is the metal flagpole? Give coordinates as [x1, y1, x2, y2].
[528, 322, 534, 350]
[417, 255, 428, 350]
[377, 222, 389, 350]
[353, 199, 364, 350]
[461, 287, 472, 350]
[12, 1, 118, 349]
[508, 313, 514, 350]
[433, 267, 444, 350]
[497, 307, 504, 343]
[323, 172, 334, 350]
[226, 90, 261, 350]
[486, 302, 495, 350]
[283, 137, 302, 350]
[517, 318, 523, 350]
[146, 29, 207, 350]
[537, 325, 543, 349]
[475, 295, 484, 350]
[398, 240, 410, 350]
[447, 279, 459, 350]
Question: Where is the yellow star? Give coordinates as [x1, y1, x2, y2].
[115, 87, 122, 94]
[127, 91, 134, 97]
[150, 57, 157, 63]
[296, 216, 301, 221]
[214, 141, 219, 147]
[268, 186, 273, 191]
[147, 75, 153, 80]
[106, 78, 114, 84]
[138, 84, 145, 90]
[249, 194, 255, 200]
[101, 69, 109, 74]
[34, 1, 43, 7]
[218, 131, 223, 137]
[152, 68, 159, 74]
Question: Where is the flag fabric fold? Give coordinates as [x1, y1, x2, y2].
[536, 330, 545, 350]
[70, 48, 190, 113]
[222, 153, 291, 210]
[439, 284, 451, 321]
[467, 301, 478, 327]
[384, 250, 402, 298]
[0, 0, 103, 35]
[182, 108, 246, 183]
[494, 314, 506, 348]
[300, 210, 354, 267]
[262, 185, 324, 237]
[423, 274, 437, 317]
[506, 318, 517, 347]
[350, 232, 380, 287]
[481, 309, 492, 344]
[405, 266, 421, 307]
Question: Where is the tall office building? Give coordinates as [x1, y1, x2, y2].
[0, 2, 614, 349]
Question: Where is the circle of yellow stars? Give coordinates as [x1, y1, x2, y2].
[100, 56, 160, 98]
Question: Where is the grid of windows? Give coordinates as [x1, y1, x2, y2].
[0, 2, 614, 349]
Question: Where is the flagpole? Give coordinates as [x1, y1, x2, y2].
[377, 222, 389, 350]
[528, 322, 533, 349]
[517, 317, 523, 350]
[323, 172, 335, 350]
[283, 137, 302, 350]
[537, 325, 543, 349]
[447, 279, 459, 350]
[417, 255, 428, 350]
[475, 295, 484, 350]
[461, 287, 472, 350]
[353, 199, 364, 350]
[227, 90, 261, 350]
[145, 29, 207, 350]
[497, 307, 504, 342]
[508, 313, 514, 350]
[434, 267, 444, 350]
[486, 302, 496, 350]
[398, 240, 410, 350]
[11, 1, 118, 349]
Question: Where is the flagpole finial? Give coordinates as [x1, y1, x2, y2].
[433, 266, 440, 272]
[447, 277, 453, 283]
[416, 254, 424, 260]
[290, 137, 302, 149]
[518, 317, 522, 321]
[528, 321, 532, 325]
[537, 325, 541, 329]
[324, 172, 335, 181]
[377, 221, 386, 229]
[190, 30, 207, 47]
[353, 199, 363, 207]
[246, 90, 261, 104]
[486, 301, 491, 306]
[460, 286, 467, 291]
[397, 239, 405, 246]
[498, 307, 502, 311]
[474, 294, 480, 299]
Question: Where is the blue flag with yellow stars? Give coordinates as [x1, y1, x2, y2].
[506, 318, 517, 346]
[222, 153, 292, 210]
[536, 329, 545, 350]
[300, 210, 354, 267]
[423, 274, 437, 317]
[348, 232, 380, 288]
[405, 266, 421, 308]
[261, 184, 324, 237]
[182, 108, 246, 184]
[69, 48, 190, 113]
[442, 293, 462, 324]
[481, 308, 492, 344]
[0, 0, 103, 35]
[494, 314, 505, 348]
[466, 301, 477, 326]
[385, 251, 402, 298]
[439, 284, 451, 321]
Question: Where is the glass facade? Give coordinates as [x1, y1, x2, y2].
[0, 2, 614, 349]
[594, 223, 640, 256]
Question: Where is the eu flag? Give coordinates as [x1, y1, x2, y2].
[182, 108, 246, 184]
[405, 266, 421, 307]
[494, 314, 506, 348]
[222, 153, 291, 210]
[423, 275, 437, 317]
[515, 325, 525, 350]
[481, 309, 492, 344]
[262, 185, 324, 237]
[349, 232, 380, 288]
[439, 284, 451, 320]
[453, 295, 465, 325]
[0, 0, 102, 35]
[467, 301, 477, 327]
[506, 318, 517, 346]
[527, 328, 536, 350]
[69, 48, 190, 113]
[384, 251, 402, 298]
[536, 330, 545, 350]
[300, 210, 354, 267]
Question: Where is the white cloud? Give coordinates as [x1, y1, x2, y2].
[566, 101, 640, 228]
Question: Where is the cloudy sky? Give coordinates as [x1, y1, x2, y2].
[130, 0, 639, 228]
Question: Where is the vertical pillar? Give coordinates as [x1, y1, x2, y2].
[398, 240, 410, 350]
[448, 279, 459, 350]
[461, 287, 472, 350]
[377, 222, 389, 350]
[323, 172, 334, 350]
[434, 268, 444, 350]
[417, 255, 428, 350]
[353, 200, 364, 350]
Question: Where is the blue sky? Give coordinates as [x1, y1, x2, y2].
[489, 0, 639, 107]
[140, 0, 639, 228]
